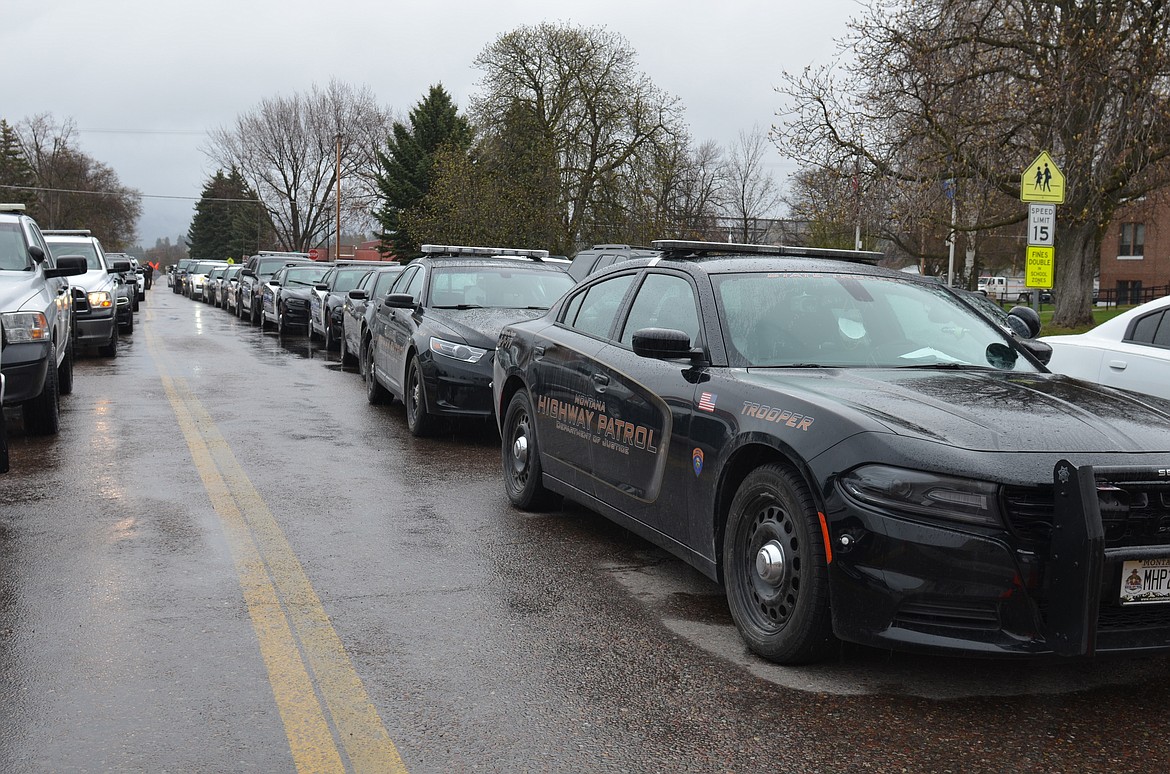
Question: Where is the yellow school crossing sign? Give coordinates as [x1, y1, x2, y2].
[1020, 151, 1066, 204]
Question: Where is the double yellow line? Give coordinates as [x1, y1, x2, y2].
[146, 326, 406, 773]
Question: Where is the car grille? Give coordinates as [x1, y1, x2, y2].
[894, 600, 1002, 631]
[1004, 482, 1170, 548]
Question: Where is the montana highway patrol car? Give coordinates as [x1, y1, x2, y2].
[493, 240, 1170, 664]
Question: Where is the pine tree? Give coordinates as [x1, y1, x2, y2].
[187, 168, 273, 261]
[0, 120, 37, 208]
[373, 85, 472, 258]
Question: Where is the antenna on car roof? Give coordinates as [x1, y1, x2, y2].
[650, 240, 883, 265]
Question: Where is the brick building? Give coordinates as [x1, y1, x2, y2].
[1099, 194, 1170, 304]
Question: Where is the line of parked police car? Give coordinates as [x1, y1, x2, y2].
[0, 203, 152, 473]
[169, 239, 1170, 666]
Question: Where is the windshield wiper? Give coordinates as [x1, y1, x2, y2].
[432, 304, 486, 310]
[896, 362, 978, 370]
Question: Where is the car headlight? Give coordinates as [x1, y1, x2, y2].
[1, 311, 50, 343]
[87, 291, 113, 309]
[430, 337, 488, 363]
[839, 464, 1003, 527]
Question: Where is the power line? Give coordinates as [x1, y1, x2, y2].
[0, 183, 258, 203]
[78, 128, 208, 136]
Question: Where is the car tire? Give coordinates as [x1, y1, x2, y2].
[502, 389, 557, 510]
[723, 463, 835, 665]
[121, 309, 134, 334]
[324, 320, 336, 351]
[99, 328, 118, 358]
[22, 342, 60, 436]
[277, 306, 286, 335]
[58, 337, 75, 396]
[340, 331, 354, 368]
[405, 356, 436, 437]
[364, 343, 389, 405]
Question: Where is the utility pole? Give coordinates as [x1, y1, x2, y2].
[335, 133, 342, 260]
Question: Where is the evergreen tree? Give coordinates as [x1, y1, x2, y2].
[187, 167, 273, 261]
[373, 85, 472, 258]
[0, 120, 37, 207]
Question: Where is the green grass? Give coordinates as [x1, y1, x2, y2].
[1038, 305, 1131, 336]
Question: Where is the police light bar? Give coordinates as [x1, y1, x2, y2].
[0, 203, 27, 213]
[421, 244, 551, 260]
[651, 240, 883, 265]
[42, 229, 93, 236]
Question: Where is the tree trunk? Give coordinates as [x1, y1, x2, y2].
[1051, 220, 1099, 329]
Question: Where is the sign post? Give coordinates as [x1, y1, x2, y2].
[1020, 152, 1064, 310]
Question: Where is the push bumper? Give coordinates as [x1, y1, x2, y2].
[75, 312, 117, 346]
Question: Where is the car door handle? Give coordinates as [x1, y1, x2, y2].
[1108, 360, 1128, 371]
[592, 373, 609, 393]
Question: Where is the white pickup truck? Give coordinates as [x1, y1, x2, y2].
[977, 275, 1051, 303]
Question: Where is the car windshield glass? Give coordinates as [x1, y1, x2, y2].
[713, 272, 1040, 371]
[283, 267, 330, 286]
[0, 223, 30, 270]
[333, 268, 371, 293]
[428, 267, 574, 309]
[48, 240, 102, 270]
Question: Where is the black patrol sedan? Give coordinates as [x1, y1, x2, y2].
[364, 245, 575, 436]
[493, 240, 1170, 664]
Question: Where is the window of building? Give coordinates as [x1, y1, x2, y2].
[1119, 222, 1145, 257]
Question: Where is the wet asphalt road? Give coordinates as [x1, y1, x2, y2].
[3, 286, 1170, 773]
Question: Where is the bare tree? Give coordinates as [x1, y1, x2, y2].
[777, 0, 1170, 327]
[724, 126, 782, 243]
[206, 79, 392, 251]
[472, 22, 685, 252]
[16, 113, 141, 249]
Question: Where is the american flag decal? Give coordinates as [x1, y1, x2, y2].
[698, 392, 717, 412]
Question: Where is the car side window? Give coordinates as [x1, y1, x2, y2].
[619, 273, 701, 347]
[389, 267, 417, 295]
[372, 270, 398, 298]
[404, 268, 425, 302]
[560, 274, 635, 339]
[1128, 310, 1166, 347]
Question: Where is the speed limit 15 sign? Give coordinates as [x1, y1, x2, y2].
[1028, 203, 1056, 246]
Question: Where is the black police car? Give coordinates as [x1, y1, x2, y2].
[493, 240, 1170, 664]
[365, 244, 575, 436]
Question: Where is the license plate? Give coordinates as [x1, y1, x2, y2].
[1120, 559, 1170, 604]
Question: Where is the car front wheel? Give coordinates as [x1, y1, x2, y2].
[502, 389, 556, 510]
[364, 343, 389, 404]
[404, 356, 436, 437]
[23, 342, 60, 436]
[723, 463, 835, 664]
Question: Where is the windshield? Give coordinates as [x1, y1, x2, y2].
[713, 272, 1040, 372]
[0, 223, 31, 270]
[47, 240, 102, 270]
[282, 267, 331, 287]
[427, 266, 574, 310]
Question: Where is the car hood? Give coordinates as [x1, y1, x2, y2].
[281, 286, 315, 300]
[70, 268, 116, 292]
[743, 367, 1170, 453]
[429, 307, 551, 349]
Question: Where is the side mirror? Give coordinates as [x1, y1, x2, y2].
[348, 289, 369, 300]
[314, 283, 329, 291]
[1020, 338, 1053, 366]
[108, 259, 132, 273]
[384, 293, 416, 309]
[240, 269, 256, 278]
[1007, 305, 1041, 338]
[46, 255, 87, 278]
[29, 245, 46, 264]
[631, 327, 699, 360]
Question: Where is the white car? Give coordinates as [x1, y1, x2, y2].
[1042, 295, 1170, 400]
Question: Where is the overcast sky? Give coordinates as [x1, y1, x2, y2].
[4, 0, 863, 247]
